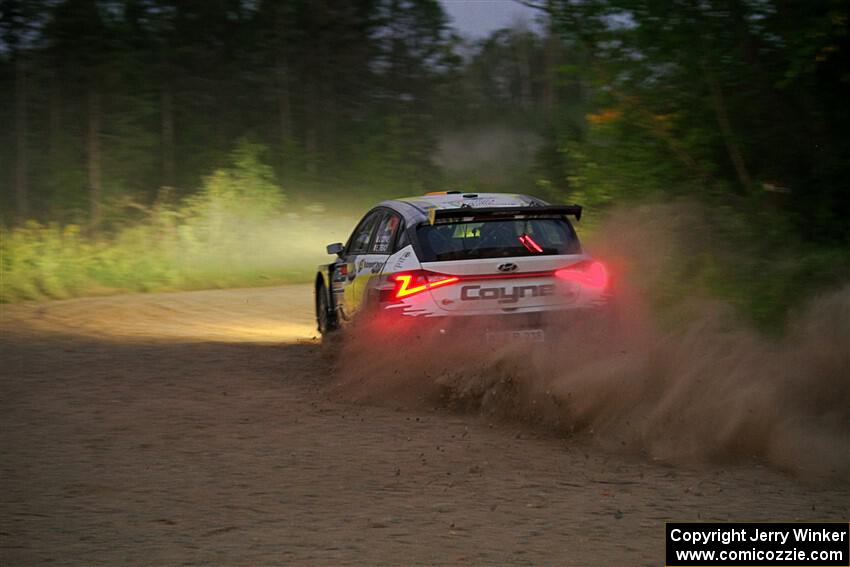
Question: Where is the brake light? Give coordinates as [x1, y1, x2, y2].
[393, 270, 459, 299]
[518, 234, 544, 253]
[554, 260, 608, 289]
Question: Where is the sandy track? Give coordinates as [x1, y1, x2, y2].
[1, 286, 847, 566]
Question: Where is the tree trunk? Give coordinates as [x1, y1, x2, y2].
[542, 34, 558, 111]
[318, 0, 334, 166]
[689, 0, 752, 193]
[161, 84, 176, 188]
[320, 68, 335, 164]
[88, 88, 103, 229]
[279, 77, 291, 143]
[702, 57, 753, 194]
[275, 7, 292, 145]
[278, 74, 292, 176]
[14, 55, 29, 219]
[305, 73, 320, 176]
[49, 69, 62, 170]
[305, 107, 319, 177]
[515, 39, 532, 109]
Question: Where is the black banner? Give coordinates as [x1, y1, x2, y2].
[666, 523, 850, 566]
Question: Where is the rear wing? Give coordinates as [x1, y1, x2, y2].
[427, 204, 582, 225]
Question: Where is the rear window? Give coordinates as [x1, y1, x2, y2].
[415, 218, 581, 261]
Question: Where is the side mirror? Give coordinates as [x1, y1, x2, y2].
[326, 242, 344, 256]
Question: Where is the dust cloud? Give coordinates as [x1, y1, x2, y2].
[434, 126, 541, 183]
[332, 203, 850, 477]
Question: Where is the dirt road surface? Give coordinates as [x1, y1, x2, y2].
[1, 286, 847, 565]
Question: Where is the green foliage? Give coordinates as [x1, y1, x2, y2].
[545, 0, 850, 242]
[1, 143, 354, 303]
[183, 140, 284, 224]
[705, 244, 850, 331]
[1, 222, 91, 301]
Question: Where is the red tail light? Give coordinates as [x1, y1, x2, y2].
[554, 260, 608, 290]
[392, 270, 459, 299]
[518, 234, 544, 253]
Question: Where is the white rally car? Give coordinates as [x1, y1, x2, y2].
[314, 192, 612, 342]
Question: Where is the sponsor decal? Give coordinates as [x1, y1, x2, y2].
[357, 258, 385, 274]
[391, 249, 412, 271]
[446, 198, 500, 207]
[460, 284, 556, 304]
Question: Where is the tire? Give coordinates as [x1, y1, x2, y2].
[315, 283, 338, 335]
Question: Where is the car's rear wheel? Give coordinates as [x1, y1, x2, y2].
[316, 283, 338, 335]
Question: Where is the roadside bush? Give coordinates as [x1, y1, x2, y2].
[1, 143, 354, 303]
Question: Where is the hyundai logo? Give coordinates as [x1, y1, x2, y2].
[497, 262, 518, 273]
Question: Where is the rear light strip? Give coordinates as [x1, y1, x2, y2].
[453, 270, 554, 280]
[388, 261, 608, 300]
[394, 273, 459, 298]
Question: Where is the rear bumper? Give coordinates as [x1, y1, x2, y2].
[372, 302, 617, 340]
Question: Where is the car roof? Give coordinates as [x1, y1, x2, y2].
[377, 192, 549, 225]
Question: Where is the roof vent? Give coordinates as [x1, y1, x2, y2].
[462, 193, 478, 198]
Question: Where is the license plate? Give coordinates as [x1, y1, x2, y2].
[485, 329, 545, 343]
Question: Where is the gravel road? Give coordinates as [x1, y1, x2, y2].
[1, 286, 847, 565]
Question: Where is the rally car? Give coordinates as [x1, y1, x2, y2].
[314, 192, 612, 342]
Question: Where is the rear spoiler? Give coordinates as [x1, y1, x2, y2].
[427, 204, 582, 225]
